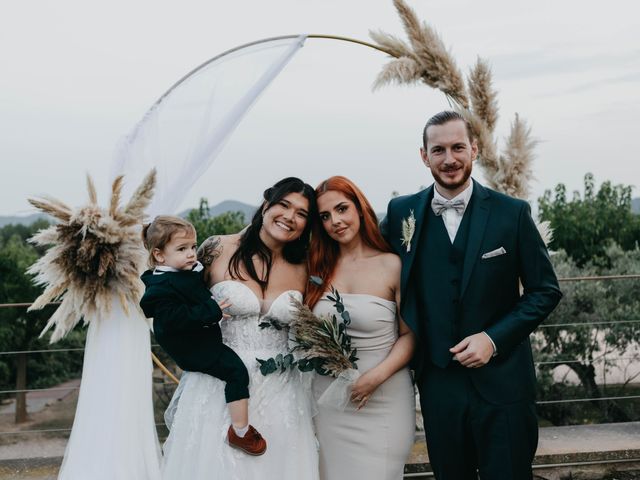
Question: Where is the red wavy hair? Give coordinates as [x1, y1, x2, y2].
[307, 176, 392, 308]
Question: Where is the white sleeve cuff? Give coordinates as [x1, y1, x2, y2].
[482, 331, 498, 357]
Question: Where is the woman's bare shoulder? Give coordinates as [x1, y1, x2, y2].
[375, 251, 401, 272]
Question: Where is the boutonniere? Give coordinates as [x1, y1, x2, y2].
[401, 210, 416, 252]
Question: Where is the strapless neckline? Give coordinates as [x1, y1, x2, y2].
[213, 280, 302, 318]
[323, 291, 396, 306]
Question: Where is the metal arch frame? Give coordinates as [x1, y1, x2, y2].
[151, 34, 395, 108]
[147, 33, 394, 383]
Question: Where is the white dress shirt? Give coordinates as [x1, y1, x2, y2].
[432, 181, 474, 243]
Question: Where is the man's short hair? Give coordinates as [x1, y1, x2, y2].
[422, 110, 474, 148]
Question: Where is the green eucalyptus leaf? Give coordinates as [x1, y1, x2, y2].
[297, 358, 314, 372]
[283, 354, 293, 369]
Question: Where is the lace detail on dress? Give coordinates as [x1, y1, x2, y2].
[212, 281, 300, 353]
[161, 280, 318, 480]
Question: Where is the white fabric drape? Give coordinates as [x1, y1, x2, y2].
[57, 298, 161, 480]
[57, 35, 306, 480]
[112, 35, 307, 216]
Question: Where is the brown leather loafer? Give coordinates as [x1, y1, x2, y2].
[227, 424, 267, 456]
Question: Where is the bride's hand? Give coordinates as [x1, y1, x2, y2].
[216, 297, 232, 319]
[350, 369, 384, 410]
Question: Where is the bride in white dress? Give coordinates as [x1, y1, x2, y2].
[161, 177, 319, 480]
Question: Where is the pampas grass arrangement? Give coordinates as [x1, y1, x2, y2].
[371, 0, 537, 202]
[27, 169, 157, 342]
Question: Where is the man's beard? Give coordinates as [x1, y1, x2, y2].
[432, 163, 472, 192]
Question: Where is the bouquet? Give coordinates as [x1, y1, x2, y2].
[256, 285, 359, 409]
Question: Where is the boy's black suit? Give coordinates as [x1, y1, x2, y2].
[140, 268, 249, 403]
[382, 180, 562, 479]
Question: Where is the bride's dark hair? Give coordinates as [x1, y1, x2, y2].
[228, 177, 316, 292]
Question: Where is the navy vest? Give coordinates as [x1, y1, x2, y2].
[414, 194, 474, 368]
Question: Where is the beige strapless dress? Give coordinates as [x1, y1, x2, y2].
[312, 293, 415, 480]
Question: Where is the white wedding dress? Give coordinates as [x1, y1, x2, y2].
[161, 280, 319, 480]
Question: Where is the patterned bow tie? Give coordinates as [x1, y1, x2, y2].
[431, 197, 466, 216]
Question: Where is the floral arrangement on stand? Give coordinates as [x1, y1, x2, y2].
[27, 169, 157, 341]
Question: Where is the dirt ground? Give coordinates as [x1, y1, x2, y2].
[0, 388, 76, 460]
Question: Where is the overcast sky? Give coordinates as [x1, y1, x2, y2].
[1, 0, 639, 216]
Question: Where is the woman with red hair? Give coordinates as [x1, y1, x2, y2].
[308, 176, 415, 480]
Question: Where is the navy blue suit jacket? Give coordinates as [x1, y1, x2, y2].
[381, 180, 562, 404]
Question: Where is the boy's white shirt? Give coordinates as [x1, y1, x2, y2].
[153, 261, 204, 275]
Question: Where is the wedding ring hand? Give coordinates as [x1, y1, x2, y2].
[353, 395, 369, 410]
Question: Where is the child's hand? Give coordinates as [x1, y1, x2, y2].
[216, 297, 232, 319]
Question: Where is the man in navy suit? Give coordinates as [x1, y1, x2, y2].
[381, 111, 561, 479]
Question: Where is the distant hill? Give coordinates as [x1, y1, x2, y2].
[0, 213, 50, 227]
[0, 201, 258, 228]
[206, 200, 257, 219]
[179, 200, 257, 220]
[633, 197, 640, 214]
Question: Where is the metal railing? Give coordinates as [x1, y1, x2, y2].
[0, 274, 638, 453]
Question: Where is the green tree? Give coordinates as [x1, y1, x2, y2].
[0, 223, 85, 423]
[0, 218, 50, 244]
[186, 198, 247, 241]
[538, 173, 640, 266]
[534, 245, 640, 425]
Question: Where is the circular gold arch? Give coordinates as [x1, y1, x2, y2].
[150, 33, 394, 384]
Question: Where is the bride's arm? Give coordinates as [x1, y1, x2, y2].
[350, 256, 416, 409]
[197, 235, 225, 287]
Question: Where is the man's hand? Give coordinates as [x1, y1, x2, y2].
[450, 333, 494, 368]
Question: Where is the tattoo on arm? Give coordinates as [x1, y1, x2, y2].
[197, 236, 223, 267]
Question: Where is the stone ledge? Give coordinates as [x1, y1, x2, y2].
[404, 422, 640, 475]
[0, 456, 61, 479]
[2, 423, 640, 479]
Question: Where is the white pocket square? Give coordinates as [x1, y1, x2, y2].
[481, 247, 507, 259]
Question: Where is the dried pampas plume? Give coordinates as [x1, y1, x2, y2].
[27, 169, 157, 343]
[371, 0, 468, 107]
[369, 29, 412, 59]
[536, 220, 553, 248]
[468, 57, 498, 133]
[498, 114, 537, 199]
[373, 56, 423, 89]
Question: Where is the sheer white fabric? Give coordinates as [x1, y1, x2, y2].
[162, 281, 319, 480]
[111, 35, 307, 217]
[58, 297, 161, 480]
[59, 36, 307, 480]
